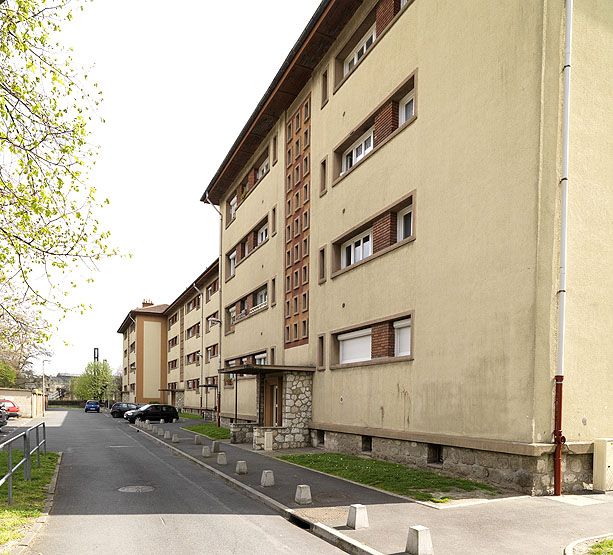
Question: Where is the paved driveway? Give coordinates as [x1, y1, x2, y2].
[24, 409, 342, 554]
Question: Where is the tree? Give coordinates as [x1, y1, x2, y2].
[0, 0, 115, 350]
[73, 360, 113, 401]
[0, 360, 16, 387]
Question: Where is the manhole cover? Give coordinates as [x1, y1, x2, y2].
[118, 485, 154, 493]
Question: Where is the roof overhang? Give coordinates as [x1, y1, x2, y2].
[200, 0, 362, 205]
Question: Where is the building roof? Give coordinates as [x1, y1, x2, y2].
[164, 259, 219, 315]
[116, 303, 169, 334]
[200, 0, 361, 205]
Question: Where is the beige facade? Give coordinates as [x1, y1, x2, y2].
[200, 0, 612, 494]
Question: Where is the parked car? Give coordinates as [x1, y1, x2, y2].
[110, 402, 139, 418]
[125, 404, 178, 424]
[0, 407, 8, 429]
[0, 399, 20, 417]
[84, 400, 100, 413]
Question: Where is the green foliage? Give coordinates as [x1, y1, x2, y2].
[0, 0, 115, 349]
[179, 412, 203, 420]
[590, 539, 613, 555]
[277, 453, 497, 502]
[0, 450, 59, 545]
[0, 359, 16, 386]
[72, 360, 113, 401]
[183, 423, 231, 440]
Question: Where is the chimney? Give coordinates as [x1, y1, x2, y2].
[142, 299, 153, 308]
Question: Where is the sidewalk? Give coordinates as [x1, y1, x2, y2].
[135, 420, 613, 555]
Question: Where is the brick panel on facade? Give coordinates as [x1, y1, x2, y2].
[372, 321, 395, 358]
[373, 211, 397, 253]
[375, 0, 401, 37]
[374, 101, 399, 146]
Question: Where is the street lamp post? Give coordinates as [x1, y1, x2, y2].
[207, 317, 223, 427]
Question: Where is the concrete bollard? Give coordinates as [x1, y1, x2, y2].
[295, 484, 312, 505]
[145, 419, 150, 425]
[201, 446, 212, 457]
[347, 504, 369, 530]
[261, 470, 275, 487]
[217, 452, 227, 465]
[164, 431, 171, 440]
[194, 435, 202, 445]
[158, 428, 165, 437]
[152, 426, 158, 434]
[211, 441, 220, 453]
[171, 433, 179, 443]
[405, 525, 433, 555]
[235, 461, 248, 475]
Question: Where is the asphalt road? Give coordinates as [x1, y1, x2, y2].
[24, 409, 343, 554]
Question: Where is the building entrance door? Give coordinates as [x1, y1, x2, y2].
[263, 376, 282, 427]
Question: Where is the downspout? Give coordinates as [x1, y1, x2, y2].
[192, 283, 204, 415]
[554, 0, 573, 496]
[205, 192, 224, 427]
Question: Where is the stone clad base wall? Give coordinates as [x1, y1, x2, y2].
[317, 430, 593, 495]
[253, 426, 310, 450]
[230, 423, 255, 444]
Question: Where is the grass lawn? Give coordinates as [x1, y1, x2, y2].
[277, 452, 496, 503]
[590, 539, 613, 554]
[179, 412, 203, 420]
[0, 451, 59, 546]
[182, 423, 230, 440]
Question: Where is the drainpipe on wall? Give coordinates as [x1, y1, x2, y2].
[192, 283, 204, 416]
[554, 0, 573, 497]
[205, 192, 224, 428]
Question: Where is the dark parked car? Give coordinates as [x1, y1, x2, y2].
[0, 399, 20, 417]
[126, 404, 178, 424]
[110, 402, 139, 418]
[84, 400, 100, 413]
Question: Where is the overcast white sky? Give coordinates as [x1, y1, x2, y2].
[36, 1, 321, 376]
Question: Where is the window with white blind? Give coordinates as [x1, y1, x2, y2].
[399, 91, 415, 125]
[257, 223, 268, 245]
[343, 25, 376, 76]
[228, 251, 236, 277]
[338, 328, 372, 364]
[394, 319, 411, 356]
[254, 353, 267, 365]
[229, 195, 237, 221]
[341, 229, 372, 269]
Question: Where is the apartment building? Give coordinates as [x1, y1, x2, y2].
[118, 301, 168, 404]
[201, 0, 612, 495]
[164, 262, 220, 414]
[117, 262, 220, 411]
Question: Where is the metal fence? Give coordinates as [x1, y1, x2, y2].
[0, 422, 47, 504]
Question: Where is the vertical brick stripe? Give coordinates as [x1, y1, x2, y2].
[372, 322, 395, 358]
[374, 100, 399, 146]
[376, 0, 401, 36]
[373, 211, 397, 253]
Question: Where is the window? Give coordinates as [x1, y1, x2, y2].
[302, 264, 309, 284]
[186, 295, 200, 313]
[206, 344, 218, 363]
[343, 25, 376, 76]
[271, 278, 276, 304]
[285, 300, 290, 317]
[186, 351, 200, 365]
[286, 224, 291, 242]
[320, 158, 327, 194]
[271, 206, 277, 234]
[228, 250, 236, 277]
[304, 129, 310, 147]
[229, 195, 237, 221]
[254, 287, 268, 308]
[255, 352, 267, 366]
[303, 237, 309, 257]
[129, 342, 135, 353]
[302, 319, 308, 338]
[303, 183, 309, 202]
[168, 359, 177, 371]
[399, 91, 415, 125]
[394, 319, 412, 356]
[206, 312, 219, 332]
[321, 69, 329, 106]
[257, 223, 268, 245]
[294, 165, 301, 184]
[272, 135, 278, 164]
[168, 336, 178, 350]
[293, 296, 298, 314]
[186, 323, 200, 339]
[397, 205, 413, 240]
[256, 158, 270, 181]
[229, 306, 236, 325]
[295, 112, 300, 130]
[341, 229, 372, 268]
[302, 292, 308, 311]
[286, 174, 292, 191]
[206, 280, 219, 302]
[303, 211, 309, 229]
[287, 147, 292, 166]
[342, 129, 374, 173]
[303, 100, 310, 120]
[338, 328, 372, 364]
[303, 155, 310, 175]
[317, 335, 325, 367]
[295, 139, 300, 158]
[318, 246, 326, 282]
[286, 122, 292, 141]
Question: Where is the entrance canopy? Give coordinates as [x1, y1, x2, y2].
[219, 364, 315, 375]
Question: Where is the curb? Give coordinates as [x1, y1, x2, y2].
[564, 533, 613, 555]
[132, 425, 383, 555]
[9, 451, 63, 555]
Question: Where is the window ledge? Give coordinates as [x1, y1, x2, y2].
[235, 237, 269, 271]
[331, 235, 415, 279]
[332, 0, 413, 97]
[224, 274, 235, 284]
[332, 115, 417, 188]
[330, 355, 413, 371]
